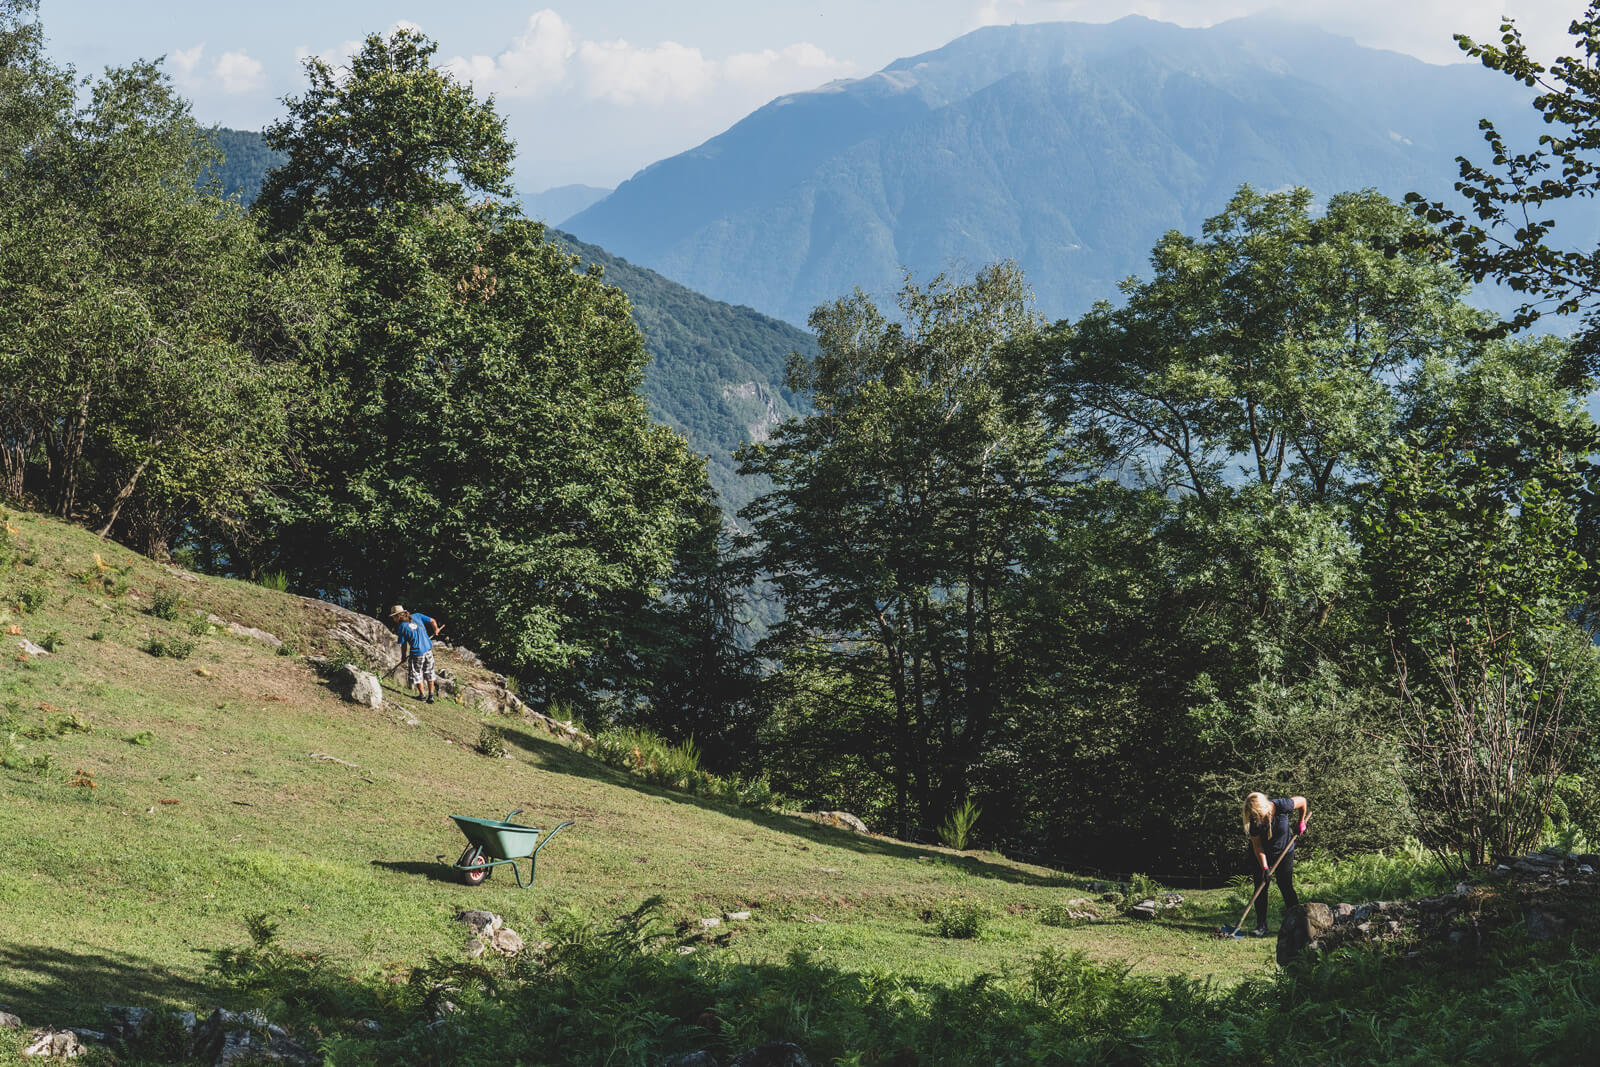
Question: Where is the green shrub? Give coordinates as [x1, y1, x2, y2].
[276, 641, 298, 658]
[1297, 838, 1449, 904]
[144, 636, 195, 660]
[38, 630, 63, 652]
[149, 589, 185, 620]
[257, 570, 290, 592]
[1125, 872, 1163, 904]
[0, 732, 25, 769]
[128, 730, 155, 746]
[589, 726, 783, 810]
[931, 898, 986, 939]
[478, 724, 507, 758]
[14, 583, 47, 614]
[1037, 902, 1093, 928]
[939, 797, 982, 851]
[187, 616, 213, 637]
[53, 714, 90, 735]
[88, 627, 106, 641]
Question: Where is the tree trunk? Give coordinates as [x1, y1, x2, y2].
[96, 453, 154, 538]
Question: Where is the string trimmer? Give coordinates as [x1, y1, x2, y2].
[1216, 830, 1302, 939]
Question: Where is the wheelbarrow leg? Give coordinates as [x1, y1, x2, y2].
[510, 820, 575, 888]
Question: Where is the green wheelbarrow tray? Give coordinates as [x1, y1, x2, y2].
[448, 810, 574, 888]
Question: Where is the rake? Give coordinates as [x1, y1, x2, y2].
[1216, 830, 1301, 939]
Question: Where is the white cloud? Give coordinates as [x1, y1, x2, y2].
[295, 20, 426, 81]
[969, 1, 1575, 66]
[578, 38, 715, 104]
[169, 43, 205, 83]
[444, 9, 575, 98]
[439, 9, 851, 107]
[215, 50, 265, 94]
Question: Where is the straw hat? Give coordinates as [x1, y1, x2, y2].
[388, 604, 407, 620]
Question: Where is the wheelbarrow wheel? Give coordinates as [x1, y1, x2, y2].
[457, 844, 490, 886]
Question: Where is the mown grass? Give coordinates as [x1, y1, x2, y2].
[0, 509, 1283, 1051]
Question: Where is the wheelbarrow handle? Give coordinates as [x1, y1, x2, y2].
[503, 809, 523, 824]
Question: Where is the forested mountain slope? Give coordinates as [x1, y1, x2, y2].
[564, 14, 1569, 325]
[544, 230, 812, 514]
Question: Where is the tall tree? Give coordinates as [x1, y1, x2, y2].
[1410, 2, 1600, 383]
[0, 11, 331, 555]
[256, 28, 706, 682]
[742, 264, 1065, 835]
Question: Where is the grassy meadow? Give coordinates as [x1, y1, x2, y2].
[0, 509, 1280, 1039]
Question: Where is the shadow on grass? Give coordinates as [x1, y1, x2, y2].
[496, 723, 1078, 890]
[370, 858, 461, 885]
[0, 943, 237, 1027]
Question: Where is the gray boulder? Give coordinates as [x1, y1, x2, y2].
[807, 811, 869, 834]
[192, 1008, 311, 1066]
[1276, 902, 1335, 965]
[22, 1029, 86, 1058]
[0, 1009, 20, 1029]
[1127, 899, 1158, 920]
[338, 664, 383, 708]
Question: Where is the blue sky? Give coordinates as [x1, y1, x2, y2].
[39, 1, 1581, 191]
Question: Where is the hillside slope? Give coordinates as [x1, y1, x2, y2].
[564, 14, 1560, 325]
[0, 510, 1273, 1035]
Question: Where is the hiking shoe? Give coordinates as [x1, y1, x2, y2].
[1249, 926, 1269, 938]
[426, 694, 435, 704]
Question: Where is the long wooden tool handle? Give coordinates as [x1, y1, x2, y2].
[1231, 831, 1301, 932]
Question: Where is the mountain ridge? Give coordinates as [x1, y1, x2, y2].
[564, 15, 1552, 326]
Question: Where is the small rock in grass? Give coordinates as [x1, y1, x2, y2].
[454, 910, 501, 937]
[725, 910, 752, 921]
[728, 1041, 812, 1067]
[22, 1029, 86, 1058]
[490, 927, 524, 955]
[17, 639, 48, 656]
[0, 1009, 21, 1029]
[666, 1053, 719, 1067]
[676, 945, 697, 955]
[699, 916, 722, 929]
[1128, 900, 1158, 920]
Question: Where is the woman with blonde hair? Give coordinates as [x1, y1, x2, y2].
[1242, 791, 1307, 936]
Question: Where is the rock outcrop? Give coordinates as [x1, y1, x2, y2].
[1277, 849, 1600, 965]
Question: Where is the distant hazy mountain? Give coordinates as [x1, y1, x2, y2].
[522, 184, 613, 226]
[564, 14, 1559, 326]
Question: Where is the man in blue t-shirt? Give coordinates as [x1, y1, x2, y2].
[388, 605, 443, 703]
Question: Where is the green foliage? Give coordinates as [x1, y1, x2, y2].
[591, 725, 783, 810]
[257, 28, 707, 691]
[0, 39, 333, 554]
[143, 635, 194, 660]
[196, 889, 1600, 1066]
[36, 628, 61, 651]
[1036, 902, 1091, 928]
[930, 898, 987, 939]
[13, 582, 45, 614]
[744, 263, 1065, 839]
[52, 713, 89, 735]
[1412, 3, 1600, 383]
[1296, 840, 1450, 904]
[477, 723, 506, 759]
[939, 797, 982, 851]
[256, 570, 290, 592]
[128, 730, 154, 746]
[186, 616, 212, 637]
[148, 589, 185, 621]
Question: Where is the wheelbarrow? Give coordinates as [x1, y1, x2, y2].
[448, 810, 574, 888]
